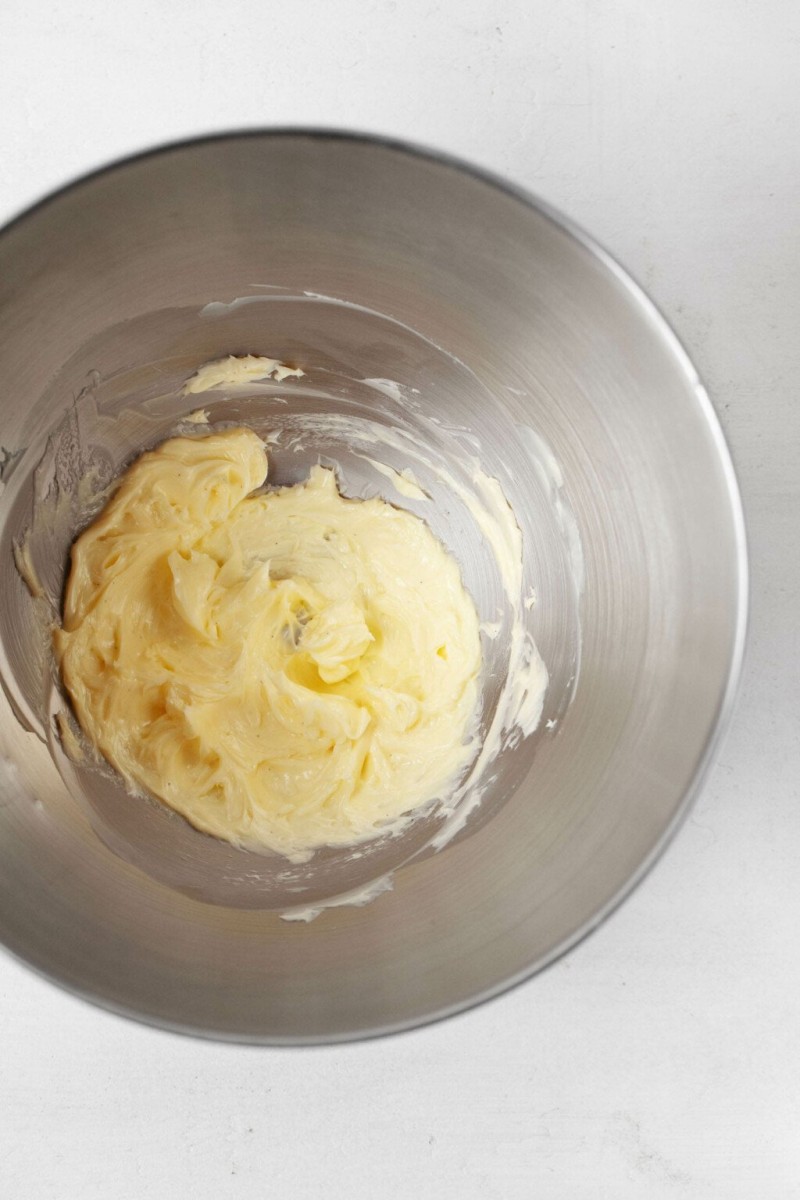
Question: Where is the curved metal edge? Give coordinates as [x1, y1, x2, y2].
[0, 127, 749, 1047]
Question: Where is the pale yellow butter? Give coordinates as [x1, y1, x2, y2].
[182, 354, 304, 393]
[55, 428, 481, 860]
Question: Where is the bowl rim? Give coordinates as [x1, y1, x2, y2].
[0, 127, 749, 1046]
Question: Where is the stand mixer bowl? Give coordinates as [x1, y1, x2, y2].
[0, 132, 746, 1042]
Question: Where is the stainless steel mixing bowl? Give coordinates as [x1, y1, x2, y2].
[0, 132, 746, 1042]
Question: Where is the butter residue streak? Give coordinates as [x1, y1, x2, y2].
[55, 710, 84, 762]
[183, 355, 304, 394]
[280, 875, 394, 923]
[427, 456, 549, 847]
[54, 428, 482, 862]
[12, 538, 44, 599]
[361, 457, 429, 502]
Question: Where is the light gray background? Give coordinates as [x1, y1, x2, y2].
[1, 2, 797, 1196]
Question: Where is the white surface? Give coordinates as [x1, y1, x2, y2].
[1, 2, 798, 1196]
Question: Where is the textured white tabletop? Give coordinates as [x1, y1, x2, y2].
[1, 3, 797, 1196]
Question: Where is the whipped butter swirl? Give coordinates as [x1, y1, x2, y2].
[55, 426, 482, 860]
